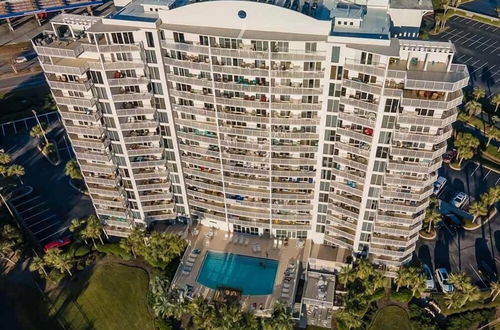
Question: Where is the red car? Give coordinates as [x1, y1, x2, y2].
[44, 237, 71, 252]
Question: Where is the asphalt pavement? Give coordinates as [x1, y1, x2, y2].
[1, 119, 94, 244]
[416, 162, 500, 288]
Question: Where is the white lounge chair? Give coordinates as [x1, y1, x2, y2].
[283, 283, 290, 288]
[238, 236, 245, 245]
[256, 244, 261, 252]
[252, 245, 258, 253]
[244, 238, 249, 246]
[281, 293, 289, 298]
[224, 232, 229, 240]
[278, 240, 283, 248]
[232, 235, 239, 244]
[273, 239, 278, 248]
[185, 261, 194, 267]
[282, 287, 289, 293]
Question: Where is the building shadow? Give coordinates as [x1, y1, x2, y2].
[417, 245, 433, 271]
[434, 229, 451, 271]
[475, 237, 497, 284]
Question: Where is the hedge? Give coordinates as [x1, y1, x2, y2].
[96, 243, 131, 260]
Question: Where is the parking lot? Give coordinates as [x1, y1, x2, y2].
[424, 15, 500, 93]
[1, 118, 94, 246]
[0, 111, 59, 137]
[10, 191, 65, 245]
[416, 161, 500, 288]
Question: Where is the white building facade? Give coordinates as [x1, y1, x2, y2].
[33, 0, 468, 269]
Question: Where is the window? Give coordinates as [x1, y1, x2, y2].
[251, 40, 268, 51]
[384, 98, 400, 113]
[376, 147, 389, 158]
[360, 51, 373, 64]
[381, 115, 396, 129]
[378, 131, 392, 144]
[199, 35, 209, 46]
[88, 71, 103, 84]
[148, 66, 160, 80]
[372, 160, 386, 172]
[305, 42, 317, 53]
[173, 32, 185, 43]
[150, 82, 163, 95]
[145, 31, 155, 47]
[370, 174, 383, 185]
[144, 50, 157, 64]
[111, 32, 134, 44]
[331, 46, 340, 63]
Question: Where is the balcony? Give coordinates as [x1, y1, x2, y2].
[46, 75, 92, 92]
[387, 159, 442, 174]
[391, 143, 447, 160]
[161, 40, 210, 54]
[330, 180, 364, 197]
[135, 181, 171, 191]
[335, 141, 370, 158]
[329, 204, 359, 220]
[324, 235, 353, 250]
[377, 212, 425, 227]
[139, 192, 173, 202]
[53, 94, 97, 108]
[123, 133, 160, 144]
[32, 32, 90, 58]
[374, 223, 421, 237]
[185, 178, 223, 193]
[129, 159, 166, 169]
[184, 168, 222, 181]
[98, 209, 128, 218]
[271, 157, 316, 166]
[163, 56, 211, 71]
[369, 247, 409, 258]
[115, 107, 156, 117]
[330, 167, 365, 182]
[40, 58, 90, 75]
[133, 170, 169, 180]
[270, 49, 325, 61]
[173, 105, 216, 118]
[336, 127, 374, 144]
[271, 66, 325, 79]
[188, 189, 225, 203]
[112, 92, 152, 102]
[127, 146, 164, 157]
[142, 203, 173, 212]
[64, 124, 104, 137]
[342, 79, 383, 95]
[212, 63, 269, 76]
[59, 108, 102, 122]
[343, 58, 386, 77]
[397, 108, 458, 128]
[120, 120, 158, 131]
[393, 126, 452, 144]
[379, 200, 428, 213]
[384, 173, 437, 188]
[88, 186, 121, 198]
[340, 96, 378, 112]
[85, 176, 118, 186]
[79, 161, 115, 175]
[74, 149, 110, 163]
[327, 214, 358, 231]
[190, 198, 226, 214]
[332, 155, 368, 172]
[381, 186, 433, 201]
[330, 193, 362, 209]
[108, 76, 149, 87]
[401, 89, 463, 110]
[338, 111, 376, 129]
[371, 234, 418, 248]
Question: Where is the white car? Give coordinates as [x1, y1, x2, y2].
[435, 268, 454, 293]
[452, 192, 469, 209]
[433, 176, 447, 195]
[422, 264, 435, 290]
[15, 56, 28, 63]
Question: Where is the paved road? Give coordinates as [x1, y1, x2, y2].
[1, 120, 94, 243]
[424, 15, 500, 94]
[0, 72, 46, 92]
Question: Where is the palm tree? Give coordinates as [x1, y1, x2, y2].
[485, 126, 500, 147]
[0, 225, 22, 265]
[396, 266, 414, 292]
[69, 218, 87, 244]
[267, 302, 294, 330]
[190, 297, 216, 328]
[65, 159, 83, 180]
[448, 272, 469, 291]
[81, 215, 104, 247]
[355, 259, 374, 280]
[408, 272, 427, 297]
[42, 143, 56, 156]
[445, 291, 464, 309]
[30, 122, 47, 139]
[472, 87, 486, 101]
[481, 186, 500, 214]
[491, 94, 500, 113]
[490, 281, 500, 301]
[336, 310, 362, 329]
[464, 100, 482, 118]
[0, 152, 11, 165]
[458, 282, 481, 307]
[455, 133, 480, 165]
[29, 255, 48, 277]
[44, 248, 75, 276]
[338, 265, 356, 286]
[469, 201, 488, 222]
[121, 227, 146, 258]
[434, 14, 443, 33]
[424, 209, 441, 233]
[371, 270, 386, 292]
[7, 164, 25, 178]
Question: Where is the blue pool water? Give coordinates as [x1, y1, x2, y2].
[196, 251, 278, 295]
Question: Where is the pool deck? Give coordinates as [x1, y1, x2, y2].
[171, 226, 310, 314]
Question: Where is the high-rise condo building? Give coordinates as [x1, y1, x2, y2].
[33, 0, 468, 270]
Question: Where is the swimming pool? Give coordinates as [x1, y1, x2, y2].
[196, 251, 278, 295]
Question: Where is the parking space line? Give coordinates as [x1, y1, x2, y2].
[470, 264, 488, 288]
[491, 68, 500, 77]
[470, 164, 480, 176]
[496, 177, 500, 185]
[471, 64, 488, 74]
[453, 32, 472, 43]
[468, 59, 481, 67]
[39, 227, 68, 242]
[32, 223, 59, 235]
[12, 196, 40, 208]
[27, 215, 56, 228]
[23, 208, 51, 221]
[18, 201, 47, 214]
[482, 41, 498, 51]
[467, 37, 485, 47]
[483, 170, 491, 180]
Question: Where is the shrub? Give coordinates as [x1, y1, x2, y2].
[96, 243, 131, 260]
[390, 288, 413, 303]
[74, 245, 91, 257]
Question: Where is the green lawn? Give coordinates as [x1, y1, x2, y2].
[368, 306, 410, 330]
[0, 86, 55, 123]
[49, 262, 154, 330]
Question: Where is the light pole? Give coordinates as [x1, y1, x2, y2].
[31, 109, 49, 145]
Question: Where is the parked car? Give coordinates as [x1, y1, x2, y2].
[452, 192, 469, 208]
[422, 264, 435, 290]
[478, 260, 498, 282]
[15, 56, 27, 63]
[443, 213, 462, 228]
[43, 236, 71, 252]
[442, 149, 457, 163]
[433, 176, 447, 195]
[435, 268, 454, 293]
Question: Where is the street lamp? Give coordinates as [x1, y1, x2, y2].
[32, 109, 49, 145]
